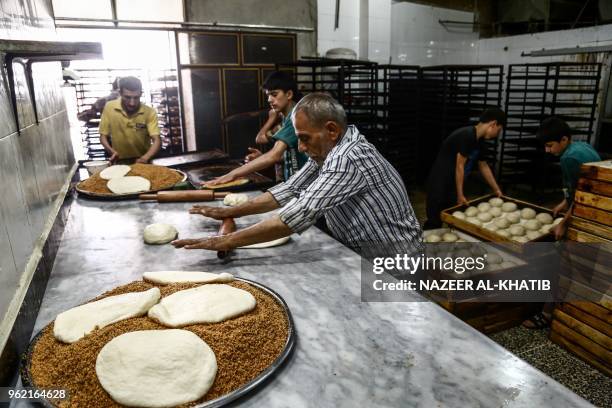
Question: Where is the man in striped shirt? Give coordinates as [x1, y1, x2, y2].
[173, 93, 423, 256]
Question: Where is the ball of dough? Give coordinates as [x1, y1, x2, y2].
[536, 213, 553, 224]
[490, 207, 502, 217]
[553, 217, 563, 226]
[495, 218, 510, 229]
[144, 223, 178, 245]
[497, 229, 510, 238]
[223, 193, 249, 207]
[524, 219, 541, 231]
[526, 230, 542, 240]
[465, 206, 478, 217]
[540, 224, 553, 234]
[520, 208, 536, 220]
[514, 236, 529, 243]
[485, 223, 499, 232]
[425, 234, 441, 243]
[506, 213, 521, 224]
[466, 217, 482, 226]
[489, 197, 503, 207]
[478, 202, 491, 212]
[452, 211, 466, 220]
[502, 202, 517, 212]
[443, 232, 459, 242]
[477, 212, 493, 222]
[500, 260, 517, 269]
[509, 225, 525, 236]
[488, 253, 503, 264]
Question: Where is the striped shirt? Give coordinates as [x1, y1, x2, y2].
[268, 125, 423, 255]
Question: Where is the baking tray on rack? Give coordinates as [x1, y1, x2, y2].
[20, 277, 296, 408]
[441, 194, 558, 254]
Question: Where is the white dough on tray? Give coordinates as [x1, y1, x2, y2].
[143, 271, 234, 285]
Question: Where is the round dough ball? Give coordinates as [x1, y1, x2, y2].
[490, 207, 502, 217]
[553, 217, 563, 226]
[509, 225, 525, 236]
[514, 236, 529, 243]
[489, 197, 503, 207]
[506, 213, 521, 224]
[540, 224, 553, 234]
[495, 218, 510, 229]
[502, 202, 517, 212]
[526, 230, 542, 240]
[96, 330, 217, 407]
[497, 229, 510, 238]
[477, 212, 493, 222]
[478, 202, 491, 212]
[452, 211, 466, 220]
[485, 223, 499, 232]
[500, 260, 517, 269]
[442, 232, 459, 242]
[465, 206, 478, 217]
[425, 234, 441, 243]
[487, 252, 503, 264]
[223, 193, 249, 207]
[524, 219, 541, 231]
[520, 208, 536, 220]
[536, 213, 553, 224]
[143, 223, 178, 245]
[466, 217, 482, 226]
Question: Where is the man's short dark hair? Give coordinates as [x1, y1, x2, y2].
[119, 76, 142, 93]
[262, 71, 301, 101]
[479, 107, 506, 127]
[537, 116, 572, 143]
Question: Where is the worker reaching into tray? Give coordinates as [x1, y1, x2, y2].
[173, 92, 423, 256]
[424, 107, 507, 229]
[99, 76, 161, 164]
[537, 116, 601, 240]
[204, 71, 309, 187]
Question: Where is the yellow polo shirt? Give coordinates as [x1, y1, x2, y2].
[99, 99, 160, 159]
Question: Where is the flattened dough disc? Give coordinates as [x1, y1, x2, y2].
[143, 271, 234, 285]
[99, 165, 131, 180]
[107, 176, 151, 194]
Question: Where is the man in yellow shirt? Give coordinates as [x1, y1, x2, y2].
[99, 76, 161, 163]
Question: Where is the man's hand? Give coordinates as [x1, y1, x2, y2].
[203, 173, 236, 187]
[245, 147, 262, 163]
[553, 220, 567, 240]
[189, 205, 232, 220]
[494, 189, 503, 197]
[109, 150, 119, 163]
[457, 195, 469, 206]
[135, 156, 149, 164]
[172, 235, 232, 251]
[553, 200, 568, 217]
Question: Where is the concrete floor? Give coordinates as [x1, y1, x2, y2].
[408, 183, 611, 407]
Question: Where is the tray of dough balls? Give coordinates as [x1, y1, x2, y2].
[423, 228, 527, 276]
[441, 194, 563, 253]
[21, 271, 294, 408]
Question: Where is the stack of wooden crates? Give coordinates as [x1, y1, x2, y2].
[550, 160, 612, 376]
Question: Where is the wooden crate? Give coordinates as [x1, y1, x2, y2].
[441, 194, 556, 253]
[552, 163, 612, 376]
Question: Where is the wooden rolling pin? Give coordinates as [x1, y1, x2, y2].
[139, 190, 229, 202]
[217, 218, 236, 259]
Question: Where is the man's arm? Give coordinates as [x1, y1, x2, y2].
[136, 134, 161, 164]
[206, 140, 286, 186]
[255, 109, 280, 145]
[99, 106, 119, 162]
[478, 160, 503, 197]
[172, 215, 291, 251]
[455, 153, 468, 205]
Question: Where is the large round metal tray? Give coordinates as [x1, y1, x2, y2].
[20, 277, 296, 407]
[75, 169, 188, 200]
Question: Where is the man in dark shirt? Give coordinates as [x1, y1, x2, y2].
[425, 108, 506, 229]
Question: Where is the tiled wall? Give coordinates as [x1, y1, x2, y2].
[0, 0, 74, 344]
[390, 2, 478, 66]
